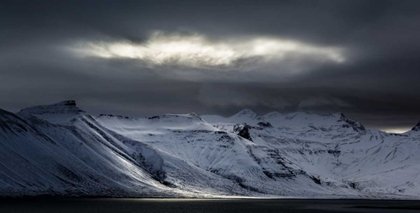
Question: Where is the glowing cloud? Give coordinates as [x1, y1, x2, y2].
[381, 128, 410, 134]
[75, 32, 346, 68]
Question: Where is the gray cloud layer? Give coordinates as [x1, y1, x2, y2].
[1, 0, 420, 131]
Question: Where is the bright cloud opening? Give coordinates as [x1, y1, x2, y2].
[74, 32, 346, 68]
[381, 128, 411, 134]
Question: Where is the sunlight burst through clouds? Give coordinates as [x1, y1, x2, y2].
[381, 128, 411, 134]
[75, 32, 346, 69]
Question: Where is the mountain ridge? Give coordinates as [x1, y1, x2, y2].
[412, 121, 420, 131]
[0, 100, 419, 198]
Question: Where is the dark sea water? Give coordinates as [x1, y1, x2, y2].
[0, 198, 419, 213]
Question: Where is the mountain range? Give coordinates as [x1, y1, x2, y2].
[0, 100, 419, 198]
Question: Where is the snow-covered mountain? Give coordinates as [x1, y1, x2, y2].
[0, 100, 419, 198]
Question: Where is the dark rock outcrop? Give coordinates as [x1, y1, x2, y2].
[233, 124, 253, 141]
[338, 113, 366, 132]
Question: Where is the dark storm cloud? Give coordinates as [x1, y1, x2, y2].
[1, 0, 420, 132]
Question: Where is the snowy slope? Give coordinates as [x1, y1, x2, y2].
[0, 102, 176, 197]
[203, 110, 420, 197]
[0, 101, 419, 198]
[96, 113, 342, 197]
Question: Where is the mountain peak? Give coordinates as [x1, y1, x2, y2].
[331, 112, 346, 119]
[336, 113, 365, 132]
[19, 100, 85, 115]
[231, 109, 257, 118]
[55, 100, 77, 106]
[188, 112, 203, 120]
[263, 111, 282, 119]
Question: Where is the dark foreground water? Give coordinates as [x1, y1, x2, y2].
[0, 198, 419, 213]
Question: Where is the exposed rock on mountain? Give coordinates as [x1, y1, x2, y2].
[0, 101, 419, 198]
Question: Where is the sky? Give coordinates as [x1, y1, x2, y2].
[1, 0, 420, 133]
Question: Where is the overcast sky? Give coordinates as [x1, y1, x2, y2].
[1, 0, 420, 132]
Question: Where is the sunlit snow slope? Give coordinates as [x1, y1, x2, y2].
[0, 101, 419, 198]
